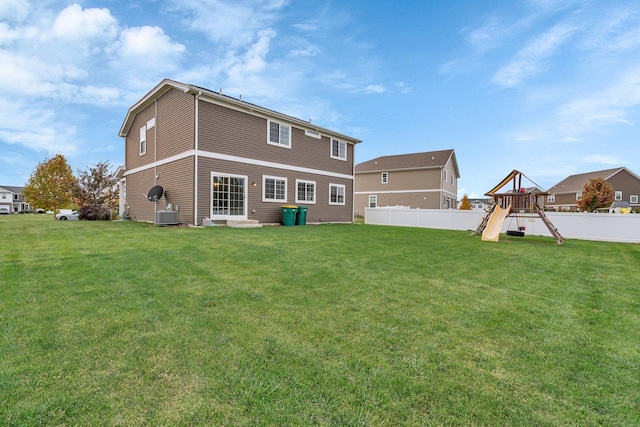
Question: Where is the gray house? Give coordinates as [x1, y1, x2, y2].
[354, 149, 460, 216]
[0, 186, 29, 214]
[118, 79, 362, 225]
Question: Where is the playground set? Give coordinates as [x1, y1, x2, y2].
[473, 170, 564, 245]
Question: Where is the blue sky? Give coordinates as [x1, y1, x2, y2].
[1, 0, 640, 198]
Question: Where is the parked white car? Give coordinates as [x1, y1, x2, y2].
[55, 210, 79, 220]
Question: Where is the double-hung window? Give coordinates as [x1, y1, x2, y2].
[576, 191, 582, 201]
[263, 175, 287, 202]
[631, 195, 638, 204]
[615, 191, 622, 201]
[139, 125, 147, 155]
[268, 121, 291, 148]
[331, 139, 347, 161]
[381, 172, 388, 184]
[329, 184, 345, 205]
[547, 194, 555, 203]
[296, 180, 316, 204]
[369, 195, 377, 208]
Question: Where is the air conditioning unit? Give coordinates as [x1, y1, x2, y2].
[155, 210, 179, 225]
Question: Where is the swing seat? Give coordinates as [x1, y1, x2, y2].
[506, 230, 525, 237]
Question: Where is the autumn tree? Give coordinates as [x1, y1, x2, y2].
[23, 154, 77, 213]
[73, 161, 118, 220]
[74, 161, 118, 208]
[577, 177, 614, 212]
[459, 194, 472, 210]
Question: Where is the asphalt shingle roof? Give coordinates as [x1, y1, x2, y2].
[355, 149, 458, 176]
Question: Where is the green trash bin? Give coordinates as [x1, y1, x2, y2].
[281, 205, 298, 226]
[296, 206, 308, 225]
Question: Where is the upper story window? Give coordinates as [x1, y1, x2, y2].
[329, 183, 345, 205]
[547, 194, 555, 203]
[331, 139, 347, 161]
[268, 121, 291, 148]
[615, 191, 622, 201]
[263, 175, 287, 202]
[139, 125, 147, 156]
[443, 170, 447, 183]
[451, 175, 455, 185]
[381, 172, 388, 184]
[1, 194, 6, 199]
[296, 179, 316, 204]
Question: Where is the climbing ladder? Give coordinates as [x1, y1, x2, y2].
[473, 204, 496, 235]
[534, 204, 564, 245]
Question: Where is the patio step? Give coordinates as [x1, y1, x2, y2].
[226, 219, 262, 228]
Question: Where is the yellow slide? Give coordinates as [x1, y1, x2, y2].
[481, 205, 511, 242]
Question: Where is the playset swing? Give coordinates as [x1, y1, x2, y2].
[473, 170, 564, 244]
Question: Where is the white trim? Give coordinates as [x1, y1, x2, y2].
[267, 120, 291, 148]
[210, 172, 248, 220]
[139, 125, 146, 156]
[368, 194, 377, 208]
[615, 191, 623, 201]
[146, 117, 156, 129]
[194, 92, 200, 225]
[262, 175, 287, 203]
[355, 189, 455, 195]
[330, 139, 347, 161]
[305, 129, 321, 139]
[329, 183, 346, 206]
[295, 179, 316, 204]
[123, 150, 355, 181]
[381, 172, 388, 184]
[631, 195, 638, 204]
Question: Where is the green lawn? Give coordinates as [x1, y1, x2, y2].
[1, 215, 639, 426]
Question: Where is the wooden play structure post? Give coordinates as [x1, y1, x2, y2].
[473, 170, 564, 245]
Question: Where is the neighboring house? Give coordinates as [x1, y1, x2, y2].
[546, 167, 640, 211]
[354, 149, 459, 216]
[458, 198, 491, 211]
[0, 186, 29, 213]
[118, 79, 361, 225]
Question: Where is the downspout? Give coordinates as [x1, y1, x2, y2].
[351, 144, 355, 222]
[194, 91, 201, 225]
[154, 99, 158, 185]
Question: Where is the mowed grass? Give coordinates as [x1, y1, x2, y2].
[1, 215, 639, 426]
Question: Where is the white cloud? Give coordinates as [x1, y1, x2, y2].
[582, 155, 620, 165]
[51, 4, 117, 43]
[0, 0, 29, 23]
[493, 23, 578, 87]
[116, 26, 185, 63]
[363, 84, 386, 94]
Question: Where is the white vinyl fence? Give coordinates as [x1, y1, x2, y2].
[365, 207, 640, 244]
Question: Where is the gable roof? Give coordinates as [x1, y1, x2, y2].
[119, 79, 362, 145]
[549, 167, 634, 193]
[355, 149, 459, 177]
[0, 186, 24, 194]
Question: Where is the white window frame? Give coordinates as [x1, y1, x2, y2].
[576, 191, 582, 201]
[329, 183, 346, 206]
[443, 170, 447, 183]
[330, 139, 347, 161]
[262, 175, 287, 203]
[295, 179, 316, 204]
[451, 175, 455, 185]
[547, 194, 555, 203]
[381, 172, 388, 184]
[368, 195, 377, 208]
[139, 125, 147, 156]
[305, 129, 321, 139]
[615, 191, 622, 201]
[631, 195, 638, 204]
[267, 120, 291, 148]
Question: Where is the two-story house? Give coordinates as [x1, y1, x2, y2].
[354, 149, 459, 216]
[546, 167, 640, 211]
[0, 186, 29, 214]
[118, 79, 361, 226]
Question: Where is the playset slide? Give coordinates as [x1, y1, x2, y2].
[481, 205, 511, 242]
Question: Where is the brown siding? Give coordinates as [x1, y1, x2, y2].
[607, 170, 640, 203]
[198, 100, 354, 176]
[196, 157, 353, 224]
[355, 191, 443, 216]
[157, 89, 195, 160]
[125, 103, 156, 171]
[156, 157, 195, 223]
[124, 168, 156, 222]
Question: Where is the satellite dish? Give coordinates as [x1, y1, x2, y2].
[147, 185, 164, 202]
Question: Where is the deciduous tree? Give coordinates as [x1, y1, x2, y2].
[459, 194, 472, 210]
[73, 161, 118, 208]
[577, 177, 614, 212]
[23, 154, 77, 213]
